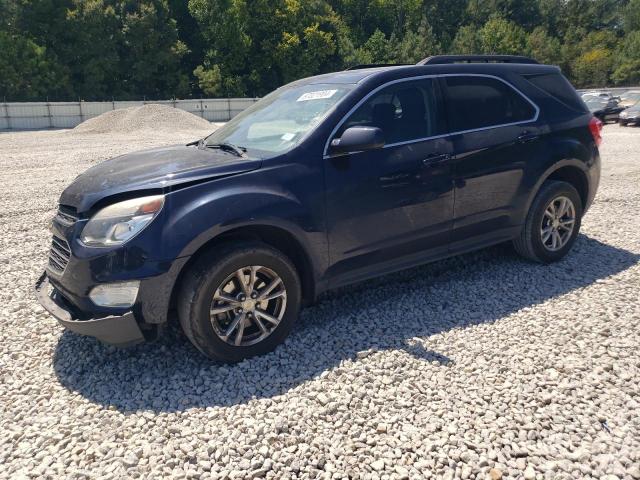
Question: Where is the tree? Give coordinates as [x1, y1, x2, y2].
[527, 27, 561, 65]
[422, 0, 467, 49]
[0, 31, 69, 100]
[62, 0, 121, 100]
[466, 0, 541, 29]
[613, 31, 640, 85]
[451, 25, 482, 54]
[3, 0, 640, 100]
[117, 0, 189, 98]
[624, 0, 640, 32]
[191, 0, 350, 96]
[356, 29, 393, 64]
[480, 16, 528, 55]
[395, 16, 440, 64]
[570, 31, 620, 88]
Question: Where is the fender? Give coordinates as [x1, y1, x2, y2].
[161, 181, 327, 280]
[525, 159, 592, 216]
[523, 133, 598, 216]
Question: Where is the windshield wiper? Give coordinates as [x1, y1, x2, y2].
[206, 142, 247, 157]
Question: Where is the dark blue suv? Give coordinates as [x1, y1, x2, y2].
[36, 56, 602, 362]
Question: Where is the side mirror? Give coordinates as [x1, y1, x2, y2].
[329, 126, 385, 155]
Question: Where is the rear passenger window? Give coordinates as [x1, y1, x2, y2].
[442, 76, 536, 132]
[337, 78, 445, 145]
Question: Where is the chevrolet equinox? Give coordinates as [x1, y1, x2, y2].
[36, 55, 602, 362]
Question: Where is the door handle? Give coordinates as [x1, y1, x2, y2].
[421, 153, 451, 167]
[517, 131, 539, 144]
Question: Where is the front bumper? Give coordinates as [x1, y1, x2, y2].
[35, 272, 145, 346]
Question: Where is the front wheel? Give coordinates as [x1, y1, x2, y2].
[177, 242, 302, 362]
[513, 180, 583, 263]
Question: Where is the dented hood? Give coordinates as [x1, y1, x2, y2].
[59, 144, 261, 212]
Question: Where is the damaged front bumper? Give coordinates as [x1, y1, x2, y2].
[35, 272, 145, 347]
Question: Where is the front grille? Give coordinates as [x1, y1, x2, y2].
[48, 236, 71, 274]
[55, 205, 78, 226]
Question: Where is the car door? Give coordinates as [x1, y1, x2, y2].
[323, 77, 455, 286]
[439, 74, 543, 250]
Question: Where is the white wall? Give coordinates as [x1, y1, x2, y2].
[0, 98, 259, 131]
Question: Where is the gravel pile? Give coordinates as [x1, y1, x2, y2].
[72, 104, 213, 134]
[1, 125, 639, 479]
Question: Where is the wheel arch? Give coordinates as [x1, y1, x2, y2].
[168, 224, 318, 317]
[526, 160, 590, 215]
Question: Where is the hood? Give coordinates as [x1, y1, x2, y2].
[60, 144, 262, 212]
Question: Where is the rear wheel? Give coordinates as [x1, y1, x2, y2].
[513, 180, 583, 263]
[177, 242, 302, 362]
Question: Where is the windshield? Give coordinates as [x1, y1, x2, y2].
[585, 97, 609, 111]
[204, 83, 355, 157]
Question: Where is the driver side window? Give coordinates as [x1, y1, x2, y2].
[336, 78, 445, 145]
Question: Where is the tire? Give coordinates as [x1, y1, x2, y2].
[177, 242, 302, 362]
[620, 121, 628, 127]
[513, 180, 583, 264]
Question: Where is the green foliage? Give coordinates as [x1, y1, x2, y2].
[613, 31, 640, 85]
[117, 0, 189, 98]
[3, 0, 640, 100]
[570, 31, 620, 88]
[0, 31, 69, 100]
[356, 29, 393, 64]
[480, 16, 528, 55]
[394, 16, 441, 64]
[624, 0, 640, 31]
[527, 26, 562, 65]
[451, 25, 482, 54]
[190, 0, 350, 96]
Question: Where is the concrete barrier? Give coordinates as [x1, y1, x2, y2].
[0, 98, 260, 131]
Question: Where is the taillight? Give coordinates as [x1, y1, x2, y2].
[589, 116, 603, 147]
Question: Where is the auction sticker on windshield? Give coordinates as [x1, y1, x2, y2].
[297, 90, 338, 102]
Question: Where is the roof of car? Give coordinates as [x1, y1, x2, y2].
[289, 62, 560, 88]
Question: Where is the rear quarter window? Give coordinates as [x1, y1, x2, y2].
[524, 73, 587, 113]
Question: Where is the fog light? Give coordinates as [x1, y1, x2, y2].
[89, 281, 140, 307]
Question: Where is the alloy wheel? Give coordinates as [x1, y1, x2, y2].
[209, 266, 287, 347]
[540, 195, 576, 251]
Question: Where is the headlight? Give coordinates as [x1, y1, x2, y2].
[80, 195, 164, 247]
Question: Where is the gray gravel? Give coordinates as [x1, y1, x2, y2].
[72, 104, 213, 134]
[1, 125, 639, 479]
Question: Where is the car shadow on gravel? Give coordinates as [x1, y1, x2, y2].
[53, 234, 639, 412]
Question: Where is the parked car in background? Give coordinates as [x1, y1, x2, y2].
[36, 55, 602, 362]
[585, 96, 625, 123]
[619, 102, 640, 126]
[582, 91, 615, 101]
[619, 90, 640, 108]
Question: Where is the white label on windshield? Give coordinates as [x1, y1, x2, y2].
[281, 133, 295, 141]
[297, 90, 337, 102]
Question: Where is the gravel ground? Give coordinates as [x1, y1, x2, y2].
[72, 105, 212, 134]
[1, 124, 639, 480]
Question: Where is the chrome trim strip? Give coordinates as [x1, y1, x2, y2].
[323, 73, 541, 157]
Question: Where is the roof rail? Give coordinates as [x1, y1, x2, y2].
[417, 55, 539, 65]
[346, 63, 410, 70]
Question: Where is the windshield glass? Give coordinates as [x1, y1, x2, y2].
[585, 97, 608, 110]
[204, 83, 355, 157]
